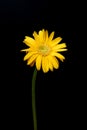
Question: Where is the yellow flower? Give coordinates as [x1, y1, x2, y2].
[21, 29, 67, 73]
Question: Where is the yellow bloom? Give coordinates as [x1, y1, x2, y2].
[21, 29, 67, 73]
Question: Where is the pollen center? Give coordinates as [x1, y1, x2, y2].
[38, 45, 51, 55]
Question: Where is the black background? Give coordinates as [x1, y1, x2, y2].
[0, 0, 84, 129]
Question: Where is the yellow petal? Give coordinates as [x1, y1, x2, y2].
[48, 55, 59, 69]
[51, 37, 62, 46]
[42, 29, 46, 41]
[24, 51, 37, 61]
[51, 52, 65, 62]
[23, 36, 35, 47]
[33, 31, 39, 41]
[53, 43, 67, 50]
[39, 30, 43, 40]
[42, 56, 49, 73]
[27, 54, 39, 65]
[36, 55, 42, 70]
[49, 62, 53, 71]
[47, 58, 53, 71]
[30, 61, 35, 67]
[38, 29, 45, 42]
[57, 49, 68, 52]
[48, 31, 55, 41]
[45, 30, 49, 42]
[21, 48, 31, 52]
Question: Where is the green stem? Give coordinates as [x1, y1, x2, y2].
[32, 68, 37, 130]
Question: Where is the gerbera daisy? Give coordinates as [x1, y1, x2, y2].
[21, 29, 67, 73]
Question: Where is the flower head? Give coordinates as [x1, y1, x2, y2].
[21, 29, 67, 73]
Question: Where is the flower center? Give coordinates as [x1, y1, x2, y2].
[38, 45, 51, 55]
